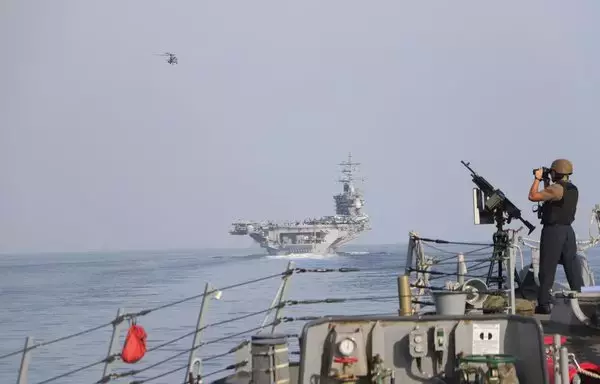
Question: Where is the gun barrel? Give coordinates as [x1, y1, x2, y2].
[461, 160, 474, 172]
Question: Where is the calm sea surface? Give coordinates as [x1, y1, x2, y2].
[1, 243, 599, 384]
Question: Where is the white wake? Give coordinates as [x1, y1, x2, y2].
[265, 252, 338, 260]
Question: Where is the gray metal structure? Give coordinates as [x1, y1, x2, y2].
[229, 153, 370, 255]
[297, 314, 548, 384]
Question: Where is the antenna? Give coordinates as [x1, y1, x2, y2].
[338, 152, 364, 184]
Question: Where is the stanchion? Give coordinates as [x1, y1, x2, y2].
[16, 336, 33, 384]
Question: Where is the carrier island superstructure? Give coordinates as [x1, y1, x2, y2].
[229, 154, 370, 255]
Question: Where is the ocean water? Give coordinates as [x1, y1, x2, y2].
[0, 243, 599, 384]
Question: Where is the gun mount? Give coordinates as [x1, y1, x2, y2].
[462, 160, 535, 236]
[461, 161, 535, 292]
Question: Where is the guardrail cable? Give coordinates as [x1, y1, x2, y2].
[34, 354, 119, 384]
[1, 272, 288, 361]
[10, 264, 408, 383]
[147, 304, 280, 353]
[97, 321, 278, 383]
[0, 321, 115, 360]
[411, 235, 493, 247]
[180, 361, 249, 384]
[285, 295, 398, 306]
[128, 272, 287, 317]
[129, 363, 188, 384]
[294, 267, 360, 273]
[410, 283, 505, 296]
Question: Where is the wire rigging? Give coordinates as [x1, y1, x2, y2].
[9, 264, 414, 384]
[1, 271, 292, 361]
[0, 321, 115, 360]
[97, 321, 279, 383]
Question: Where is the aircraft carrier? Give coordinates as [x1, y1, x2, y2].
[229, 154, 370, 255]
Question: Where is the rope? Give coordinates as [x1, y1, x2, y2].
[568, 353, 600, 380]
[577, 367, 600, 380]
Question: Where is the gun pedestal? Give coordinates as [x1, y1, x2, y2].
[486, 211, 518, 293]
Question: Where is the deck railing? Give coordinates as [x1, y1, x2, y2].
[2, 261, 404, 384]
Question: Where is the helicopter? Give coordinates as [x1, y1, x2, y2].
[154, 52, 178, 65]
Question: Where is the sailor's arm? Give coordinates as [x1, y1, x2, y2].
[528, 182, 563, 202]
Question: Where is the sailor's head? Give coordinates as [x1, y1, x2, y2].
[549, 159, 573, 182]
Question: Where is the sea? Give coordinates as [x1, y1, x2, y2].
[1, 243, 599, 384]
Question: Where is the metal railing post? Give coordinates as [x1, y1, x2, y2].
[101, 308, 126, 381]
[269, 261, 294, 333]
[405, 233, 416, 275]
[559, 346, 569, 384]
[16, 336, 34, 384]
[457, 253, 466, 286]
[553, 334, 562, 384]
[507, 233, 517, 315]
[185, 282, 214, 383]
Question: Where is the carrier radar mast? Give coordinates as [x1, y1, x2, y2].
[338, 153, 363, 185]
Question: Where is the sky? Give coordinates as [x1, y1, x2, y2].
[2, 1, 600, 253]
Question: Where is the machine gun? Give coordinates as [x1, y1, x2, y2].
[461, 160, 535, 235]
[461, 160, 535, 291]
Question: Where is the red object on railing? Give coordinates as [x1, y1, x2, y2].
[121, 324, 147, 364]
[544, 335, 600, 383]
[334, 356, 358, 364]
[544, 335, 567, 345]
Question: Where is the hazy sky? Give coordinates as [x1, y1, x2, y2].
[2, 1, 600, 253]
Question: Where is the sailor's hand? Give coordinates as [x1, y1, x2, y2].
[534, 168, 544, 180]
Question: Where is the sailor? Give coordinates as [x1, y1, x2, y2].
[529, 159, 583, 314]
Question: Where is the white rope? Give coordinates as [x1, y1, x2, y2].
[569, 353, 600, 380]
[577, 367, 600, 380]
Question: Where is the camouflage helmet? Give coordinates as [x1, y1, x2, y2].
[550, 159, 573, 175]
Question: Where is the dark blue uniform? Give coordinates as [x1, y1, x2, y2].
[537, 180, 583, 313]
